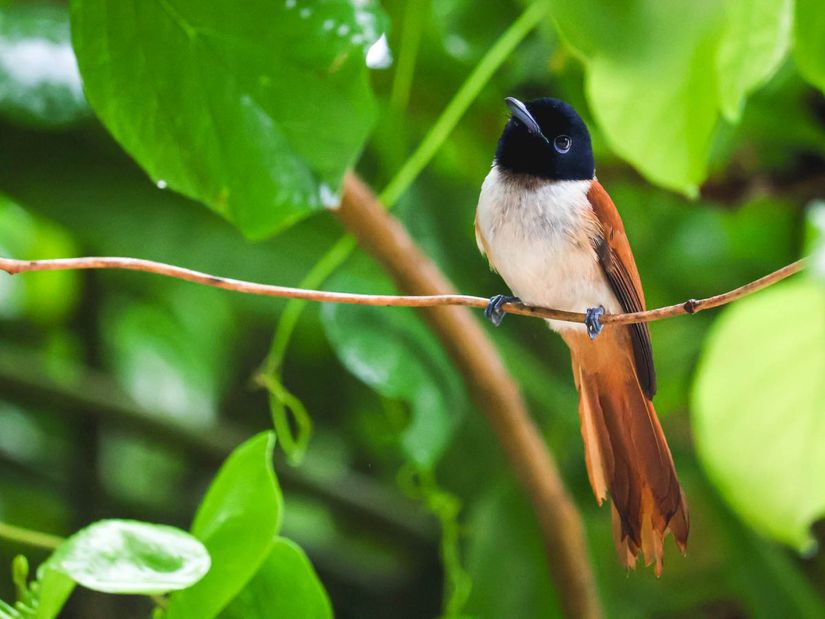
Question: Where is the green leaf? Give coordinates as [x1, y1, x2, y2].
[320, 270, 468, 469]
[69, 0, 387, 238]
[551, 0, 725, 194]
[32, 566, 74, 619]
[0, 4, 89, 127]
[220, 538, 332, 619]
[49, 520, 210, 595]
[716, 0, 792, 121]
[692, 279, 825, 551]
[793, 0, 825, 93]
[166, 431, 282, 619]
[550, 0, 791, 193]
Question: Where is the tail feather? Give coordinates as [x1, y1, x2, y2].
[564, 328, 688, 575]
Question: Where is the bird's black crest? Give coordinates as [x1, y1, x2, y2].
[495, 97, 595, 181]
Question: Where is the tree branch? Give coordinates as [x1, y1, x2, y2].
[0, 255, 806, 327]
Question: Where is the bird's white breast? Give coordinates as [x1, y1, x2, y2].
[476, 166, 620, 333]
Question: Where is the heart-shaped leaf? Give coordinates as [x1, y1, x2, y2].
[50, 520, 210, 595]
[70, 0, 388, 237]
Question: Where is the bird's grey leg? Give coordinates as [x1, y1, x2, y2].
[485, 294, 520, 327]
[585, 305, 605, 340]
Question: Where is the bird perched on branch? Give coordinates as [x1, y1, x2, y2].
[475, 97, 688, 574]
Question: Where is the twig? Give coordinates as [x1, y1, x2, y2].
[0, 521, 62, 550]
[0, 256, 806, 326]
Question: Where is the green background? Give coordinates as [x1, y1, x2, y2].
[0, 0, 824, 617]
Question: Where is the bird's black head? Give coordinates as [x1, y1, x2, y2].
[495, 97, 594, 181]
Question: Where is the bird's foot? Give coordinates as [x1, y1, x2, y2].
[585, 306, 605, 340]
[485, 294, 520, 327]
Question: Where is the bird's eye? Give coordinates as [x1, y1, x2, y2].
[554, 135, 572, 154]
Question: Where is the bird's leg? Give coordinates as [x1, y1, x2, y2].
[485, 294, 520, 327]
[585, 305, 605, 340]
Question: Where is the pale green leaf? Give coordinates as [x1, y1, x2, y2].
[49, 520, 210, 595]
[551, 0, 725, 194]
[716, 0, 792, 121]
[692, 279, 825, 551]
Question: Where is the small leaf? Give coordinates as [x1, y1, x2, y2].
[166, 432, 282, 619]
[220, 538, 332, 619]
[49, 520, 210, 595]
[692, 279, 825, 551]
[0, 4, 89, 127]
[69, 0, 387, 238]
[716, 0, 792, 121]
[321, 271, 468, 469]
[32, 567, 74, 619]
[793, 0, 825, 93]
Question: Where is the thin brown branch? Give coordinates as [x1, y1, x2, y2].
[0, 256, 806, 326]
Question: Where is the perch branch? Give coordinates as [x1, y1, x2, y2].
[0, 256, 806, 327]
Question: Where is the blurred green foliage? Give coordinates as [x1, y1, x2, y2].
[0, 0, 823, 617]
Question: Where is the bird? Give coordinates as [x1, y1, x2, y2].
[475, 96, 688, 575]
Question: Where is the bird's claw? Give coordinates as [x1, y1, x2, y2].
[585, 306, 605, 340]
[485, 294, 520, 327]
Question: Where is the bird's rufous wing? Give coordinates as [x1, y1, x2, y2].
[587, 180, 656, 398]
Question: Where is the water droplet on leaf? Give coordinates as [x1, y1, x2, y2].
[365, 33, 392, 69]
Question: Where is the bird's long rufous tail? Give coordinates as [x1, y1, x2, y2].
[562, 327, 689, 576]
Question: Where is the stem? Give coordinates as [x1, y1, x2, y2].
[0, 256, 806, 326]
[263, 236, 357, 373]
[0, 522, 62, 550]
[389, 0, 428, 113]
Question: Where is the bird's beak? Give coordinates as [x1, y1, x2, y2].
[505, 97, 548, 143]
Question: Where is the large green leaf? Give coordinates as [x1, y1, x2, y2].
[0, 4, 89, 127]
[550, 0, 724, 194]
[321, 270, 468, 469]
[549, 0, 792, 194]
[166, 432, 282, 619]
[220, 538, 332, 619]
[793, 0, 825, 93]
[692, 278, 825, 551]
[49, 520, 210, 595]
[716, 0, 792, 121]
[69, 0, 387, 238]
